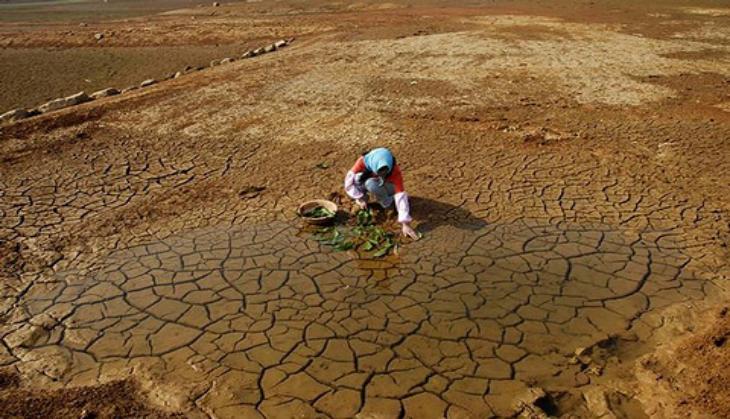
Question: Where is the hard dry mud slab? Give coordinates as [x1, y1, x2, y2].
[1, 0, 730, 418]
[2, 220, 718, 417]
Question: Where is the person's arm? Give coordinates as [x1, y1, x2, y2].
[344, 157, 367, 206]
[388, 166, 411, 223]
[389, 167, 419, 239]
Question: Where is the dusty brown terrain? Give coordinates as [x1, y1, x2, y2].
[0, 369, 183, 418]
[1, 0, 729, 418]
[0, 0, 288, 111]
[0, 0, 230, 22]
[634, 305, 730, 418]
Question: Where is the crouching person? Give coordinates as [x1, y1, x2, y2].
[344, 147, 419, 239]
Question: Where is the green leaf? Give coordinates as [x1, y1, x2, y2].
[356, 209, 373, 226]
[373, 243, 393, 258]
[304, 206, 336, 218]
[370, 227, 386, 242]
[334, 241, 355, 251]
[325, 229, 343, 245]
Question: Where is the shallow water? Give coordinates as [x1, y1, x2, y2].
[9, 219, 712, 417]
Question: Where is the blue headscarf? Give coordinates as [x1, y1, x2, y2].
[363, 148, 394, 175]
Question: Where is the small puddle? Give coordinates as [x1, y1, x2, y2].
[6, 219, 711, 417]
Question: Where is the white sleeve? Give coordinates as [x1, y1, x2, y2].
[394, 192, 412, 224]
[344, 170, 365, 199]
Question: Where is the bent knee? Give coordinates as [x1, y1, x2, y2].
[364, 178, 382, 192]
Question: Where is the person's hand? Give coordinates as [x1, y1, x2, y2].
[355, 199, 368, 210]
[401, 223, 420, 240]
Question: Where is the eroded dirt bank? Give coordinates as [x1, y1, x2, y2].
[1, 0, 729, 418]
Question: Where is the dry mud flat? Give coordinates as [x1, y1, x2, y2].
[1, 0, 730, 418]
[0, 0, 306, 111]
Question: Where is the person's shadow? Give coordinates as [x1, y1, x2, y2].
[409, 196, 487, 233]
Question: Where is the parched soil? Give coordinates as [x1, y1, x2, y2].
[0, 44, 253, 112]
[0, 0, 729, 418]
[0, 0, 294, 111]
[0, 0, 232, 23]
[0, 369, 182, 419]
[672, 308, 730, 416]
[632, 305, 730, 419]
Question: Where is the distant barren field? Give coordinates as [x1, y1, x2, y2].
[0, 0, 283, 111]
[1, 0, 729, 418]
[0, 0, 211, 22]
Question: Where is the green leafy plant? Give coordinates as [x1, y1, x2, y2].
[312, 209, 399, 257]
[356, 208, 373, 226]
[302, 206, 336, 218]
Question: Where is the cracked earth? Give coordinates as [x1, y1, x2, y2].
[1, 0, 729, 418]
